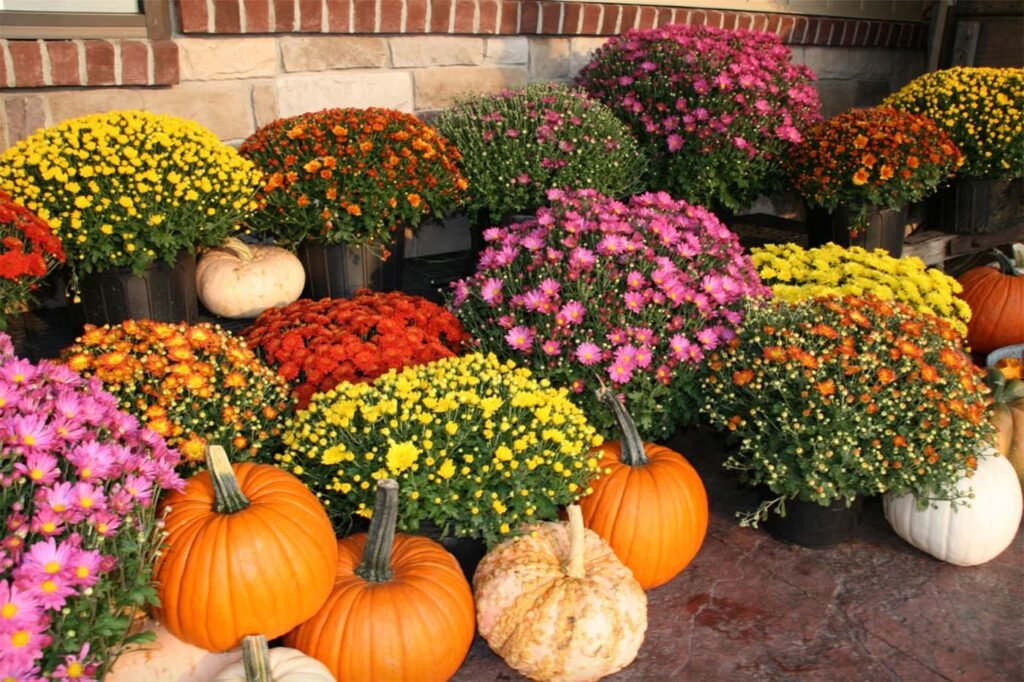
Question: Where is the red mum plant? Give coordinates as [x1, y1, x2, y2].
[243, 291, 469, 407]
[0, 190, 64, 329]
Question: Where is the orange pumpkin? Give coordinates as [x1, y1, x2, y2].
[286, 479, 475, 681]
[579, 389, 708, 590]
[958, 250, 1024, 355]
[154, 446, 338, 652]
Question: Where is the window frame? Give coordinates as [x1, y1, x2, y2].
[0, 0, 169, 40]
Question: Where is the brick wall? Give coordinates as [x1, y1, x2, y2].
[0, 1, 929, 151]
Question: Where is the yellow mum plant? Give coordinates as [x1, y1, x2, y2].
[752, 243, 970, 336]
[883, 67, 1024, 179]
[0, 110, 262, 284]
[280, 352, 603, 546]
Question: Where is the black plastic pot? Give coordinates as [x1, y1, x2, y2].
[78, 251, 198, 326]
[417, 520, 487, 584]
[810, 204, 907, 257]
[297, 233, 404, 300]
[928, 177, 1024, 234]
[763, 495, 864, 548]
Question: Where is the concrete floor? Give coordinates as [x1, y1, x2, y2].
[454, 428, 1024, 682]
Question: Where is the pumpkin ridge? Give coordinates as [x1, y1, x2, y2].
[588, 460, 630, 540]
[242, 509, 307, 636]
[609, 466, 646, 578]
[254, 502, 336, 586]
[639, 462, 670, 586]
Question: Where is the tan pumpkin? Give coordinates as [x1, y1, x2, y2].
[986, 368, 1024, 486]
[474, 505, 647, 682]
[196, 238, 305, 318]
[106, 619, 240, 682]
[212, 635, 335, 682]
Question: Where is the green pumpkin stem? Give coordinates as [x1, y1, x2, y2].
[355, 479, 399, 583]
[992, 248, 1018, 275]
[564, 505, 586, 579]
[240, 635, 272, 682]
[596, 388, 648, 466]
[206, 445, 251, 514]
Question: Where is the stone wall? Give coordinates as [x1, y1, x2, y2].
[0, 1, 930, 150]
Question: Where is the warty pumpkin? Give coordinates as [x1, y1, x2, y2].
[957, 248, 1024, 356]
[474, 505, 647, 682]
[883, 448, 1023, 566]
[285, 479, 475, 682]
[154, 445, 338, 652]
[577, 389, 708, 589]
[212, 635, 335, 682]
[196, 237, 305, 319]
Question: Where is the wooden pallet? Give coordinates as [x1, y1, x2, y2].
[903, 224, 1024, 269]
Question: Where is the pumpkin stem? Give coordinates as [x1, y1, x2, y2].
[355, 478, 399, 583]
[240, 635, 272, 682]
[595, 388, 648, 466]
[991, 248, 1018, 275]
[221, 237, 255, 262]
[564, 504, 586, 579]
[206, 445, 251, 514]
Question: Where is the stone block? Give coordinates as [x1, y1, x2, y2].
[813, 80, 859, 119]
[178, 37, 278, 81]
[280, 37, 388, 72]
[252, 79, 279, 129]
[484, 37, 529, 64]
[798, 46, 893, 81]
[529, 38, 572, 81]
[390, 36, 486, 67]
[890, 49, 926, 91]
[4, 96, 48, 147]
[46, 81, 257, 142]
[414, 66, 527, 111]
[277, 70, 415, 117]
[569, 37, 608, 77]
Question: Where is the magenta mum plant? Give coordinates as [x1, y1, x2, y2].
[577, 24, 821, 213]
[451, 189, 769, 439]
[0, 333, 183, 681]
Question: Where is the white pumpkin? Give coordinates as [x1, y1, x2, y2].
[213, 635, 335, 682]
[196, 238, 305, 319]
[106, 619, 239, 682]
[883, 448, 1023, 566]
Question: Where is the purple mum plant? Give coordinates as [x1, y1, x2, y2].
[451, 188, 769, 439]
[577, 24, 821, 214]
[0, 333, 183, 681]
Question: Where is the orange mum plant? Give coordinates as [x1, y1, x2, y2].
[239, 107, 468, 251]
[786, 107, 962, 232]
[701, 295, 992, 525]
[61, 321, 293, 469]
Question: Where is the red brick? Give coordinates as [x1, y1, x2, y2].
[655, 8, 672, 28]
[380, 0, 403, 31]
[478, 0, 498, 33]
[326, 0, 352, 32]
[751, 13, 768, 32]
[46, 41, 80, 87]
[580, 4, 600, 34]
[213, 0, 242, 32]
[298, 0, 324, 31]
[404, 0, 427, 32]
[764, 13, 780, 35]
[520, 1, 539, 33]
[152, 40, 180, 85]
[7, 41, 43, 88]
[177, 0, 209, 32]
[635, 7, 655, 30]
[848, 20, 863, 46]
[563, 3, 582, 34]
[620, 5, 638, 30]
[705, 10, 722, 29]
[429, 0, 453, 32]
[865, 21, 880, 46]
[353, 0, 377, 32]
[244, 0, 272, 32]
[120, 40, 148, 85]
[499, 1, 518, 34]
[84, 40, 115, 86]
[721, 11, 737, 31]
[776, 15, 793, 42]
[540, 1, 561, 34]
[597, 5, 618, 34]
[274, 0, 296, 30]
[453, 0, 475, 33]
[0, 48, 7, 88]
[689, 10, 705, 28]
[913, 23, 928, 48]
